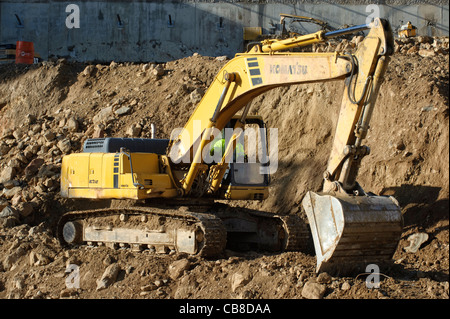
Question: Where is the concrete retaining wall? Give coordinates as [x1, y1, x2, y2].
[1, 1, 448, 62]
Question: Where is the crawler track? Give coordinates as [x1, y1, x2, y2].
[57, 205, 311, 257]
[57, 207, 227, 257]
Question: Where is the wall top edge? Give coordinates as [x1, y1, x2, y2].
[0, 0, 448, 5]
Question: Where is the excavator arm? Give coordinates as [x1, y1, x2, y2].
[323, 18, 394, 194]
[169, 51, 351, 194]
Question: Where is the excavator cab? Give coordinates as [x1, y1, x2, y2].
[212, 115, 270, 200]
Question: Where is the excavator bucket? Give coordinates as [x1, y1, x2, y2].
[302, 191, 403, 274]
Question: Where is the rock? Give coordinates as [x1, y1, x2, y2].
[417, 35, 433, 44]
[37, 179, 52, 192]
[24, 158, 45, 177]
[17, 202, 34, 218]
[140, 284, 157, 292]
[434, 47, 447, 54]
[407, 46, 418, 54]
[395, 140, 406, 151]
[92, 126, 106, 138]
[231, 271, 252, 292]
[96, 263, 121, 290]
[23, 150, 34, 160]
[12, 276, 26, 290]
[57, 138, 72, 154]
[2, 246, 27, 270]
[109, 61, 118, 69]
[2, 186, 21, 200]
[102, 255, 115, 266]
[12, 129, 24, 140]
[34, 184, 46, 194]
[404, 232, 429, 253]
[152, 64, 165, 77]
[10, 194, 20, 207]
[37, 164, 58, 178]
[301, 281, 326, 299]
[83, 65, 95, 77]
[66, 117, 79, 132]
[14, 153, 28, 165]
[0, 206, 20, 219]
[93, 106, 114, 125]
[60, 289, 74, 298]
[352, 35, 364, 46]
[0, 217, 18, 228]
[215, 56, 228, 61]
[126, 124, 142, 137]
[341, 281, 351, 291]
[168, 259, 191, 280]
[298, 272, 308, 283]
[418, 49, 436, 57]
[29, 251, 52, 266]
[30, 124, 42, 135]
[421, 105, 434, 113]
[142, 63, 151, 72]
[0, 166, 16, 184]
[7, 159, 21, 171]
[317, 272, 332, 284]
[0, 199, 8, 211]
[26, 114, 37, 125]
[0, 143, 11, 156]
[190, 88, 204, 105]
[114, 106, 131, 116]
[28, 223, 46, 236]
[2, 180, 16, 189]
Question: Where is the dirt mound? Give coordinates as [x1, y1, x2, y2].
[0, 36, 448, 300]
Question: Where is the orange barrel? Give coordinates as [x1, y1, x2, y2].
[15, 41, 34, 64]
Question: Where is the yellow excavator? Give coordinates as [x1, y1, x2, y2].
[59, 18, 403, 274]
[398, 21, 417, 38]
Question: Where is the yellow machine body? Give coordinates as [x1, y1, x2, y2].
[398, 21, 417, 38]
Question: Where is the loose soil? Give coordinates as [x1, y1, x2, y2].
[0, 38, 448, 300]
